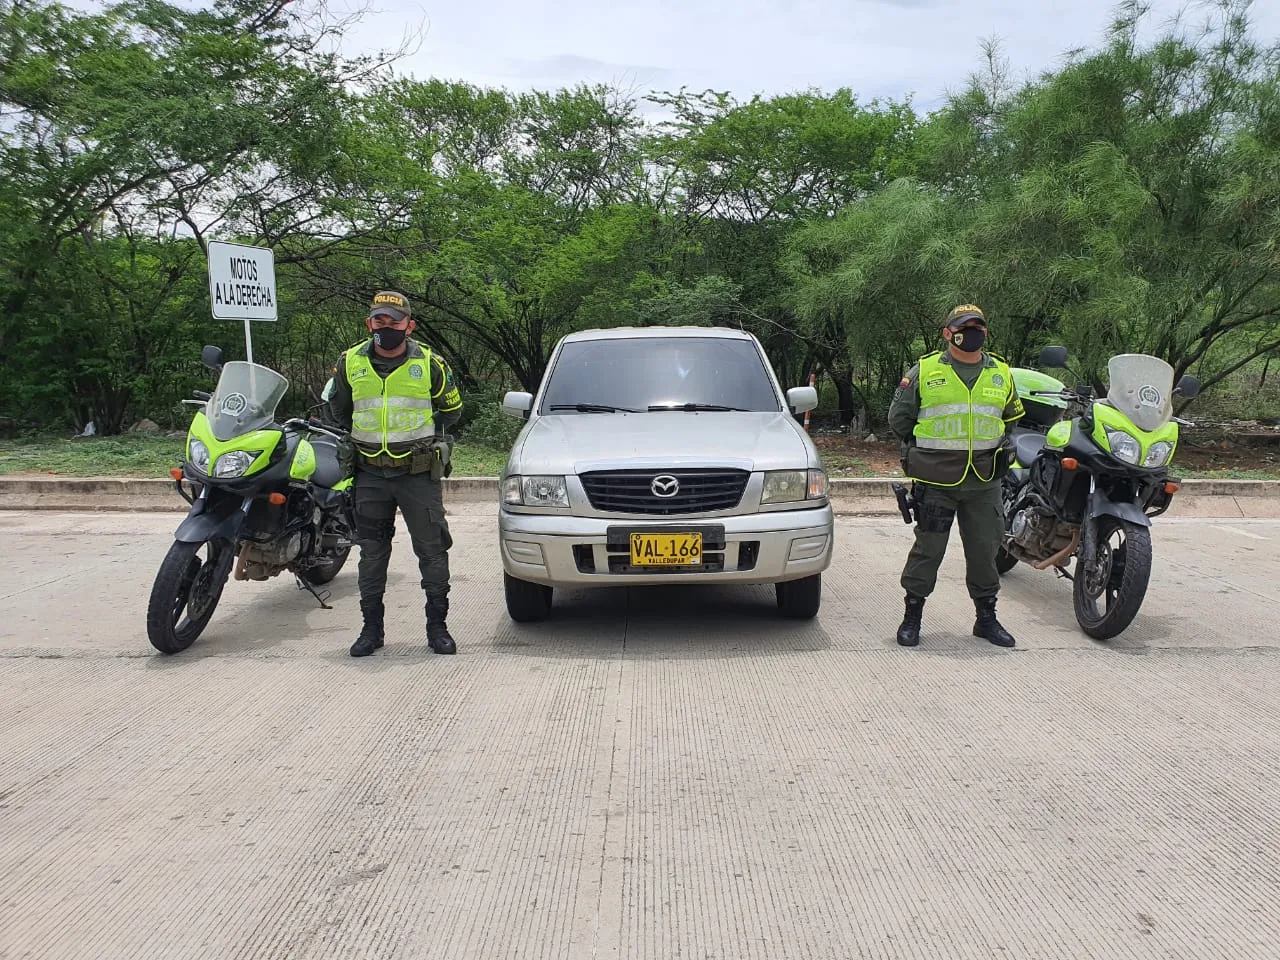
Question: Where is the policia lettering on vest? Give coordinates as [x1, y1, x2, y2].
[327, 290, 464, 657]
[887, 304, 1025, 649]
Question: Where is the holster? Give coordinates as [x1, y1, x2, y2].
[891, 481, 920, 525]
[409, 438, 452, 479]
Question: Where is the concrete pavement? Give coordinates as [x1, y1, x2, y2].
[1, 509, 1279, 958]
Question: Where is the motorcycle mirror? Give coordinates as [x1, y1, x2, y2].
[200, 345, 225, 371]
[1174, 374, 1202, 399]
[1038, 345, 1069, 369]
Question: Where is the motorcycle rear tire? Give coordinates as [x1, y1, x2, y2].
[146, 540, 232, 654]
[1072, 517, 1152, 640]
[996, 547, 1019, 574]
[301, 546, 351, 585]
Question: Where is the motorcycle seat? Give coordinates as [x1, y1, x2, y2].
[310, 438, 345, 489]
[1014, 432, 1048, 468]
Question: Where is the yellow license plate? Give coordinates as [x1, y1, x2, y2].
[630, 532, 703, 567]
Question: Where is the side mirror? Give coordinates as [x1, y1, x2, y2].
[787, 386, 818, 415]
[201, 345, 225, 371]
[501, 391, 534, 419]
[1039, 345, 1069, 369]
[1174, 374, 1201, 399]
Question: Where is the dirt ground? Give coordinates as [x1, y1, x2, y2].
[812, 420, 1280, 478]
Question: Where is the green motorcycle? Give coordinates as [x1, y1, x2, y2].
[146, 346, 356, 654]
[999, 347, 1201, 639]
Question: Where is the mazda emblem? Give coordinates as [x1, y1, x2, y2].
[651, 474, 680, 498]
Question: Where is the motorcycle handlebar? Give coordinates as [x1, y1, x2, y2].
[284, 417, 348, 441]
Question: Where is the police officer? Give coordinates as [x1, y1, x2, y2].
[888, 304, 1024, 648]
[327, 290, 464, 657]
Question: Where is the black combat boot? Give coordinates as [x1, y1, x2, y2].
[896, 594, 925, 647]
[425, 598, 456, 655]
[350, 600, 385, 657]
[973, 596, 1016, 648]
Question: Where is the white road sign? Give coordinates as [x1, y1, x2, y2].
[207, 240, 277, 321]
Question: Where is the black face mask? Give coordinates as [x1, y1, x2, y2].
[372, 326, 407, 351]
[950, 327, 986, 353]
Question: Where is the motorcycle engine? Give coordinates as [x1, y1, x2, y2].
[234, 530, 305, 581]
[1005, 491, 1076, 565]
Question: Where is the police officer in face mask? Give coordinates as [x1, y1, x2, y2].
[887, 304, 1025, 648]
[327, 291, 464, 657]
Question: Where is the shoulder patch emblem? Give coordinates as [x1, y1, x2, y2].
[899, 377, 911, 388]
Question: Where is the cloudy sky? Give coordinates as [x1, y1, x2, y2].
[334, 0, 1280, 110]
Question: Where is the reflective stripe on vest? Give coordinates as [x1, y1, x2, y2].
[345, 343, 436, 457]
[909, 354, 1013, 485]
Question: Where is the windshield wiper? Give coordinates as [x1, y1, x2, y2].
[549, 403, 639, 413]
[647, 403, 747, 412]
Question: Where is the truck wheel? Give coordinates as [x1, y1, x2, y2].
[776, 574, 821, 619]
[504, 573, 553, 622]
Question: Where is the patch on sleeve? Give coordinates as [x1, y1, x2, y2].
[899, 376, 911, 388]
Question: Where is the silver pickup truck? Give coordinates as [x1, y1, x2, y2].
[497, 326, 834, 622]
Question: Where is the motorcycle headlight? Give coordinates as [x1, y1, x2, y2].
[505, 475, 569, 508]
[213, 450, 260, 479]
[1104, 428, 1142, 465]
[1143, 440, 1174, 467]
[188, 439, 210, 472]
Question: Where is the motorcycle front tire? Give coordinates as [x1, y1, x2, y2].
[1072, 517, 1153, 640]
[146, 539, 232, 654]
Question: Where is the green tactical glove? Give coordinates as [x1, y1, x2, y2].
[336, 437, 356, 478]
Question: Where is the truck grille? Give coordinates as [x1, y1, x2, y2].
[579, 469, 749, 515]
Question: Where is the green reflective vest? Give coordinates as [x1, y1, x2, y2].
[908, 352, 1014, 486]
[345, 341, 436, 458]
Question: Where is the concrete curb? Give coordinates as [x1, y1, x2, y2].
[0, 475, 1276, 518]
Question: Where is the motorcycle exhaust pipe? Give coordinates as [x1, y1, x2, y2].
[1034, 530, 1081, 570]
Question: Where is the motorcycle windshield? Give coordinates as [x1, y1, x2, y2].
[207, 361, 289, 441]
[1106, 354, 1174, 433]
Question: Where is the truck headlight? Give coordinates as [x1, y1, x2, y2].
[189, 439, 210, 472]
[763, 469, 828, 504]
[1104, 429, 1142, 466]
[504, 475, 569, 508]
[1143, 441, 1174, 467]
[213, 450, 261, 478]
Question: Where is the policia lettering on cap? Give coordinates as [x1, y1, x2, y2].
[326, 290, 465, 657]
[887, 304, 1025, 648]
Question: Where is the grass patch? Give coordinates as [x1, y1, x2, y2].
[0, 434, 511, 478]
[4, 434, 1276, 481]
[448, 443, 510, 477]
[1179, 468, 1280, 480]
[0, 435, 182, 477]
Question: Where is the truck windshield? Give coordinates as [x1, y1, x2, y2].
[539, 337, 781, 415]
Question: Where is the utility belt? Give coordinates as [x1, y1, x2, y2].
[355, 438, 452, 478]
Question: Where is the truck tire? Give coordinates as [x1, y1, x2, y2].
[776, 574, 821, 619]
[505, 573, 553, 622]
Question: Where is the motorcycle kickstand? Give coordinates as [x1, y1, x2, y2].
[295, 575, 333, 609]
